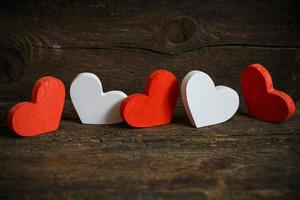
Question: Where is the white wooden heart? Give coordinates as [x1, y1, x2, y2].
[70, 72, 127, 124]
[181, 70, 239, 128]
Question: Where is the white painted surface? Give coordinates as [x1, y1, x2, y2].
[70, 73, 127, 124]
[181, 70, 239, 128]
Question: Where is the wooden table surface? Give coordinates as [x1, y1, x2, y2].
[0, 102, 299, 200]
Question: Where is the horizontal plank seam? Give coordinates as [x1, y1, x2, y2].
[29, 44, 300, 56]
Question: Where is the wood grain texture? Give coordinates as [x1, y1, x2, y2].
[0, 0, 299, 102]
[1, 0, 299, 50]
[0, 103, 299, 200]
[0, 47, 299, 103]
[0, 0, 299, 199]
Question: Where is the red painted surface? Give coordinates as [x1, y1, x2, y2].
[8, 77, 65, 137]
[121, 69, 179, 127]
[241, 64, 295, 122]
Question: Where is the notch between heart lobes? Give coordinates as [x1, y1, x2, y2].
[70, 72, 127, 124]
[181, 70, 239, 128]
[7, 64, 296, 137]
[241, 64, 295, 122]
[120, 69, 179, 127]
[8, 77, 65, 137]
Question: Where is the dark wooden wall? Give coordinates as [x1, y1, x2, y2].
[0, 1, 299, 200]
[0, 0, 299, 103]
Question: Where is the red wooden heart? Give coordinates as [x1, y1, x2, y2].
[8, 77, 65, 137]
[241, 64, 295, 122]
[120, 69, 179, 127]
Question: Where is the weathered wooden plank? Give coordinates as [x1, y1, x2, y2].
[0, 0, 299, 51]
[0, 1, 299, 199]
[0, 103, 299, 200]
[1, 0, 299, 101]
[0, 144, 299, 200]
[0, 46, 299, 102]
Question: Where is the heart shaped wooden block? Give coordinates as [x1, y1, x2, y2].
[121, 69, 179, 127]
[241, 63, 295, 122]
[8, 77, 65, 137]
[181, 70, 239, 128]
[70, 73, 127, 124]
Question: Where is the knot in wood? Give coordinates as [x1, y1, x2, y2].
[163, 16, 198, 45]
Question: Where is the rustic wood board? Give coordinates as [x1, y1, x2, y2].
[1, 0, 299, 50]
[0, 0, 299, 102]
[0, 103, 299, 200]
[0, 47, 299, 102]
[0, 0, 299, 199]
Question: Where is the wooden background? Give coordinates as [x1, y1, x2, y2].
[0, 0, 299, 199]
